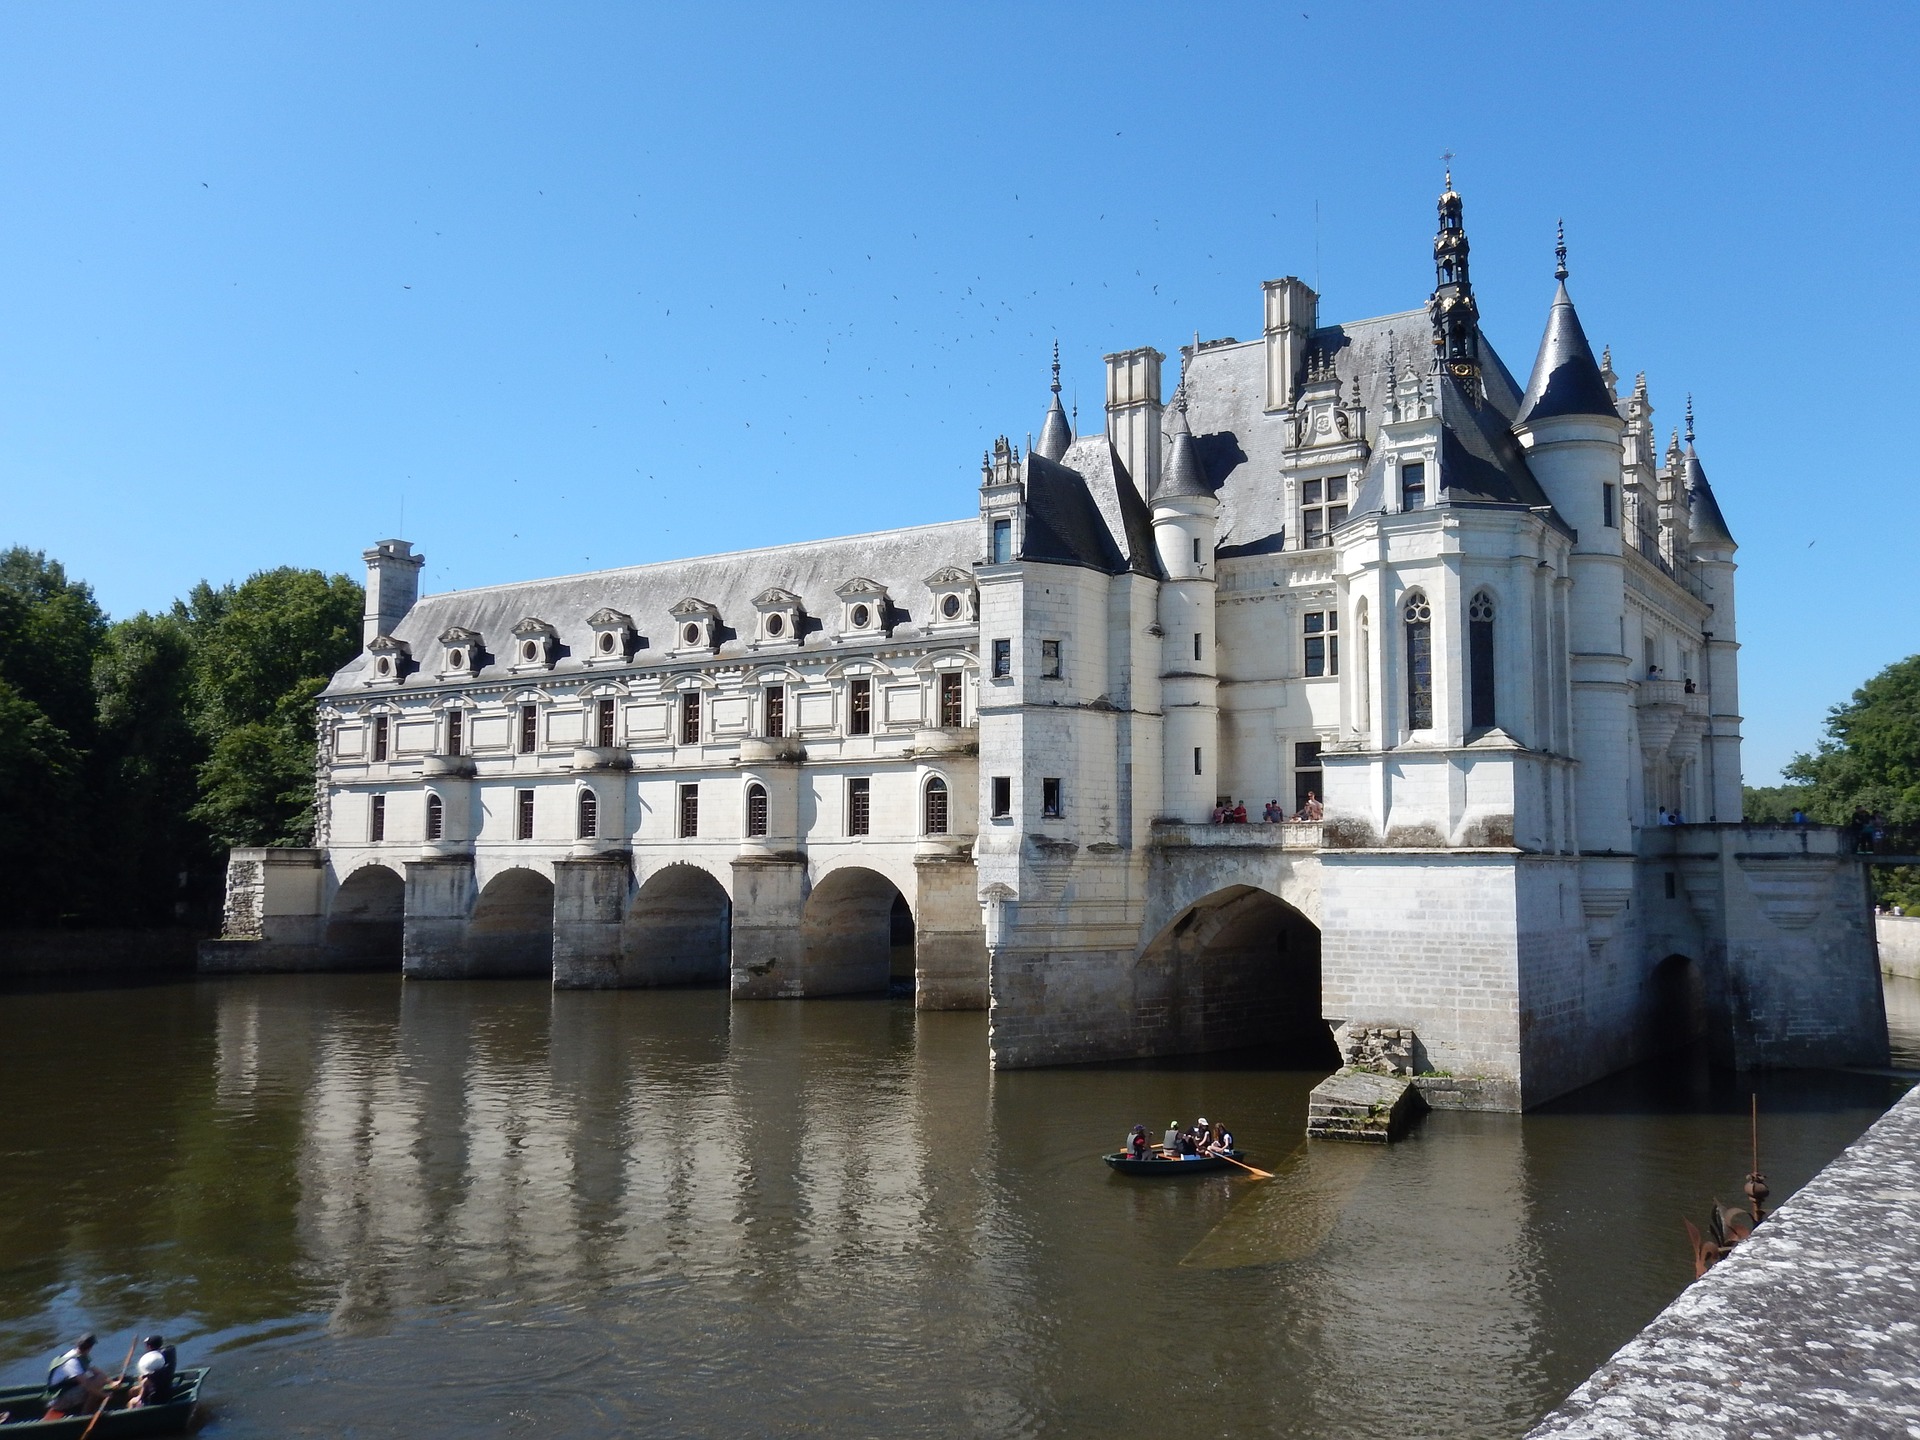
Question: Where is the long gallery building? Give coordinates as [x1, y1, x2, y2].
[209, 179, 1888, 1109]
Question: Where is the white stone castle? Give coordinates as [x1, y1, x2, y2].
[211, 179, 1887, 1109]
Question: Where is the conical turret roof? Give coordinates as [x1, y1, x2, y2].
[1516, 280, 1616, 425]
[1156, 383, 1212, 500]
[1035, 340, 1073, 462]
[1684, 446, 1736, 548]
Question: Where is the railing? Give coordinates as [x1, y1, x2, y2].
[1150, 820, 1324, 851]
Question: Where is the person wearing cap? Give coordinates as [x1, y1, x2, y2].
[129, 1335, 176, 1408]
[44, 1333, 107, 1418]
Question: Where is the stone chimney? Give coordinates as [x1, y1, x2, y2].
[362, 539, 425, 648]
[1104, 346, 1164, 501]
[1262, 277, 1318, 412]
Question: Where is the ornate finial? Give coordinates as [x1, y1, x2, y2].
[1554, 219, 1568, 281]
[1441, 150, 1455, 192]
[1050, 338, 1061, 395]
[1685, 394, 1695, 445]
[1602, 343, 1612, 371]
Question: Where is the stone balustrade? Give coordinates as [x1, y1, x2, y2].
[1149, 820, 1324, 850]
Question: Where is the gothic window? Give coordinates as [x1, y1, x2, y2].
[678, 783, 698, 838]
[1041, 640, 1062, 679]
[425, 792, 444, 841]
[938, 671, 964, 728]
[596, 698, 616, 748]
[847, 778, 871, 836]
[577, 789, 598, 840]
[1041, 778, 1063, 819]
[1301, 475, 1349, 548]
[369, 793, 386, 841]
[373, 715, 390, 762]
[745, 783, 769, 837]
[680, 692, 701, 745]
[764, 687, 785, 739]
[991, 776, 1011, 818]
[518, 704, 538, 755]
[848, 678, 872, 735]
[1404, 591, 1434, 730]
[924, 776, 949, 835]
[1401, 461, 1427, 511]
[992, 639, 1011, 678]
[516, 788, 535, 840]
[1294, 742, 1323, 816]
[446, 710, 463, 756]
[1303, 610, 1340, 677]
[991, 518, 1012, 564]
[1469, 593, 1497, 730]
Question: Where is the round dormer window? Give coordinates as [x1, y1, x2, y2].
[376, 657, 392, 676]
[599, 631, 616, 653]
[851, 604, 871, 628]
[522, 640, 539, 661]
[940, 593, 962, 619]
[448, 649, 465, 669]
[683, 623, 701, 646]
[766, 613, 785, 637]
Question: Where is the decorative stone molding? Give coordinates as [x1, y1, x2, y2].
[1737, 855, 1834, 931]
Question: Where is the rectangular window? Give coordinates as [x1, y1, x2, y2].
[1041, 778, 1063, 818]
[1041, 640, 1062, 679]
[680, 691, 701, 745]
[1664, 871, 1677, 900]
[1194, 746, 1203, 776]
[764, 686, 785, 739]
[519, 704, 538, 755]
[577, 789, 598, 839]
[596, 698, 616, 748]
[1300, 474, 1348, 549]
[1192, 537, 1202, 566]
[847, 778, 871, 836]
[991, 776, 1012, 819]
[679, 783, 699, 838]
[446, 709, 463, 757]
[373, 715, 390, 762]
[991, 517, 1013, 564]
[516, 788, 535, 841]
[1603, 482, 1617, 528]
[938, 671, 964, 728]
[369, 793, 386, 841]
[991, 639, 1011, 678]
[1303, 610, 1340, 678]
[1193, 632, 1203, 663]
[1401, 461, 1427, 511]
[1293, 741, 1323, 817]
[849, 678, 872, 735]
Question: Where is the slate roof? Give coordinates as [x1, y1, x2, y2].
[1684, 448, 1736, 548]
[1036, 392, 1073, 461]
[1157, 396, 1214, 500]
[1516, 281, 1616, 424]
[324, 519, 980, 696]
[1059, 436, 1161, 577]
[1019, 451, 1129, 574]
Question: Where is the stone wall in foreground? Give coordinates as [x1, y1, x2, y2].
[1881, 912, 1920, 980]
[1527, 1081, 1920, 1438]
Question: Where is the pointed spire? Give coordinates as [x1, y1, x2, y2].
[1157, 366, 1211, 500]
[1683, 415, 1735, 548]
[1515, 227, 1615, 426]
[1427, 168, 1481, 390]
[1035, 339, 1073, 461]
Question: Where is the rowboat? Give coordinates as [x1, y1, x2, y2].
[1102, 1150, 1245, 1175]
[0, 1369, 207, 1437]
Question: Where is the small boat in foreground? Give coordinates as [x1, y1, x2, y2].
[0, 1369, 208, 1437]
[1102, 1150, 1246, 1176]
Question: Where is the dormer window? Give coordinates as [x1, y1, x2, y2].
[366, 635, 412, 685]
[750, 588, 805, 650]
[924, 568, 978, 631]
[669, 598, 720, 654]
[1301, 475, 1349, 549]
[584, 608, 635, 666]
[511, 618, 558, 673]
[438, 627, 482, 678]
[834, 578, 891, 641]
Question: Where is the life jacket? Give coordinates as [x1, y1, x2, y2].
[46, 1355, 84, 1402]
[151, 1347, 178, 1404]
[1178, 1133, 1197, 1155]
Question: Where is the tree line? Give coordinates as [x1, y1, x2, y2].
[0, 547, 361, 929]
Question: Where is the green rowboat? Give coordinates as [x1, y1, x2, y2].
[0, 1369, 207, 1437]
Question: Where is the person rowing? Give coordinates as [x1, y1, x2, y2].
[1125, 1125, 1150, 1161]
[44, 1333, 108, 1419]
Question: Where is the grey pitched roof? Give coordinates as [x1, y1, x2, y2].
[1036, 393, 1073, 462]
[323, 519, 979, 696]
[1060, 435, 1162, 577]
[1158, 398, 1214, 500]
[1019, 452, 1129, 573]
[1516, 281, 1616, 425]
[1684, 447, 1736, 548]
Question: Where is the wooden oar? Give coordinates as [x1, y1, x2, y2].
[77, 1332, 141, 1440]
[1214, 1152, 1274, 1180]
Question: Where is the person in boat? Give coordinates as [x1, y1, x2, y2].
[1205, 1124, 1236, 1157]
[1163, 1120, 1182, 1153]
[129, 1335, 176, 1408]
[1126, 1125, 1150, 1161]
[44, 1333, 108, 1419]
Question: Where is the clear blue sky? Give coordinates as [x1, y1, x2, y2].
[2, 2, 1914, 781]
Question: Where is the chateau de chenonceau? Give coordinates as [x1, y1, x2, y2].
[208, 181, 1889, 1110]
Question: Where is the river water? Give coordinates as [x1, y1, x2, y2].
[2, 974, 1916, 1439]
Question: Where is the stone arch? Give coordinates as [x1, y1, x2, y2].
[326, 864, 404, 969]
[622, 863, 732, 987]
[468, 867, 555, 977]
[1135, 885, 1335, 1065]
[1646, 952, 1707, 1056]
[800, 865, 913, 997]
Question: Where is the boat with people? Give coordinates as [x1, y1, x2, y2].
[1, 1332, 207, 1438]
[0, 1371, 207, 1437]
[1103, 1118, 1258, 1176]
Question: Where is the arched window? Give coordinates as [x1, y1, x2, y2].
[425, 792, 444, 841]
[924, 776, 949, 835]
[577, 788, 598, 840]
[1404, 591, 1433, 730]
[1468, 592, 1496, 730]
[745, 783, 769, 838]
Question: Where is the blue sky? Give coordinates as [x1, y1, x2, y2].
[1, 2, 1914, 781]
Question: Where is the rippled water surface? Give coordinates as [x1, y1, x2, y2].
[3, 974, 1916, 1439]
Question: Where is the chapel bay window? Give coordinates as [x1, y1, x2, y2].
[1304, 610, 1339, 677]
[518, 704, 538, 755]
[1404, 592, 1434, 731]
[848, 778, 871, 836]
[923, 777, 949, 835]
[445, 710, 463, 757]
[577, 789, 598, 840]
[373, 715, 390, 762]
[425, 792, 445, 841]
[764, 687, 785, 739]
[1301, 476, 1349, 549]
[369, 794, 387, 841]
[1469, 593, 1497, 731]
[1401, 461, 1427, 511]
[516, 788, 535, 840]
[680, 692, 701, 745]
[938, 671, 964, 727]
[745, 783, 769, 838]
[848, 679, 872, 736]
